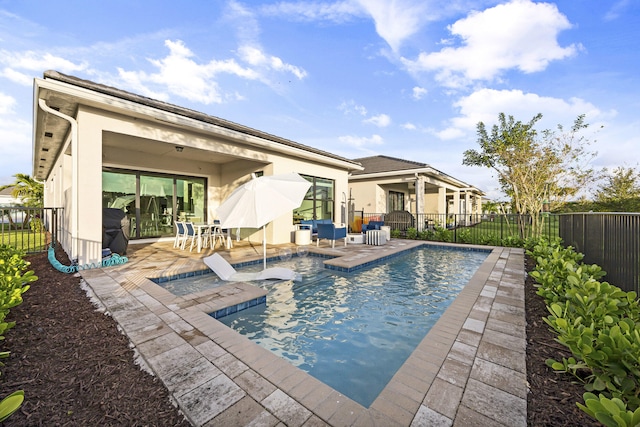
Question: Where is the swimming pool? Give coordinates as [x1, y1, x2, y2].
[218, 246, 488, 407]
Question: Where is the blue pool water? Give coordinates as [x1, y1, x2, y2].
[218, 246, 489, 407]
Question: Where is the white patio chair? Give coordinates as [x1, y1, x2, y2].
[173, 221, 186, 248]
[181, 222, 197, 251]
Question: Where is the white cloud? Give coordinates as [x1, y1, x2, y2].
[339, 100, 367, 116]
[260, 1, 363, 23]
[261, 0, 432, 52]
[438, 88, 610, 140]
[238, 45, 307, 80]
[338, 133, 384, 148]
[222, 2, 308, 87]
[0, 49, 87, 73]
[0, 92, 16, 114]
[0, 50, 88, 86]
[402, 0, 579, 88]
[355, 0, 428, 51]
[123, 39, 258, 104]
[115, 38, 306, 105]
[412, 86, 428, 100]
[363, 113, 391, 127]
[402, 122, 417, 130]
[604, 0, 631, 21]
[0, 68, 32, 86]
[436, 126, 465, 140]
[116, 68, 171, 101]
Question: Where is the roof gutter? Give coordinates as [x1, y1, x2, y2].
[38, 98, 78, 261]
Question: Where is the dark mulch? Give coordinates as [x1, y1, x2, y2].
[0, 248, 601, 426]
[524, 256, 600, 426]
[0, 248, 191, 426]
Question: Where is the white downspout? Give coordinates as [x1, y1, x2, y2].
[38, 99, 79, 261]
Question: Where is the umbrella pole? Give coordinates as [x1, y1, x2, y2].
[263, 226, 267, 270]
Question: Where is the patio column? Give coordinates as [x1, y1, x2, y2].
[414, 176, 425, 231]
[438, 187, 446, 215]
[464, 192, 471, 225]
[452, 191, 460, 219]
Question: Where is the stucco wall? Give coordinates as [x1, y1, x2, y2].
[45, 102, 352, 263]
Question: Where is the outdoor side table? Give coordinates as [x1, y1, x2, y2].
[347, 233, 365, 244]
[295, 226, 311, 245]
[366, 229, 387, 245]
[380, 225, 391, 241]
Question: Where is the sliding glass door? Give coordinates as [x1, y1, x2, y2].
[103, 169, 206, 239]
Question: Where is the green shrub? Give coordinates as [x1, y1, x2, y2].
[0, 245, 37, 423]
[406, 227, 417, 239]
[528, 239, 640, 423]
[457, 228, 473, 244]
[432, 226, 452, 242]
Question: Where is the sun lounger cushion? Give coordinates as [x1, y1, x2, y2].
[204, 253, 236, 280]
[204, 253, 300, 281]
[256, 267, 300, 280]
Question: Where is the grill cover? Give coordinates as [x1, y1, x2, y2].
[103, 208, 130, 255]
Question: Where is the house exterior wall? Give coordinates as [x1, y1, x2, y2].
[424, 192, 440, 212]
[42, 99, 352, 264]
[349, 180, 389, 213]
[349, 172, 483, 220]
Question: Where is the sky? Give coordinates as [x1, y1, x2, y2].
[0, 0, 638, 200]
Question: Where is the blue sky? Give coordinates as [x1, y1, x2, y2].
[1, 0, 638, 200]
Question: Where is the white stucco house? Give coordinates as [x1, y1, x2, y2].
[33, 71, 362, 265]
[348, 156, 484, 230]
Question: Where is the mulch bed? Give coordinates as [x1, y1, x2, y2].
[524, 256, 600, 426]
[0, 248, 601, 426]
[0, 247, 190, 426]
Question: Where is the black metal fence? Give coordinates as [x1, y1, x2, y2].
[0, 207, 62, 253]
[559, 213, 640, 295]
[352, 211, 559, 245]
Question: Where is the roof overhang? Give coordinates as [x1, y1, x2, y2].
[349, 167, 480, 190]
[33, 73, 363, 181]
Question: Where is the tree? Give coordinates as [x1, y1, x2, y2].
[0, 174, 44, 208]
[594, 166, 640, 212]
[0, 174, 44, 231]
[463, 113, 598, 238]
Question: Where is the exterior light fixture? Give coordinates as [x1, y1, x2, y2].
[175, 146, 183, 152]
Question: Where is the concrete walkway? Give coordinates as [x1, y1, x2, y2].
[79, 239, 527, 426]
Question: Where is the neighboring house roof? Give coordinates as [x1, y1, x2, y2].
[350, 155, 483, 194]
[33, 70, 363, 180]
[350, 155, 431, 175]
[0, 187, 20, 206]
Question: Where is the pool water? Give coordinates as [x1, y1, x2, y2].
[219, 246, 488, 407]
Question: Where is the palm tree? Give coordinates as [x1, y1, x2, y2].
[0, 174, 44, 230]
[0, 174, 44, 207]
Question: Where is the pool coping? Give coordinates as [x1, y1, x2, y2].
[79, 240, 527, 426]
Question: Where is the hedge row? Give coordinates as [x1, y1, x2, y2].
[528, 239, 640, 427]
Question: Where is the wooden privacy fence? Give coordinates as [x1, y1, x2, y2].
[559, 213, 640, 295]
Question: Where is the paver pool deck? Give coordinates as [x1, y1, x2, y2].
[79, 239, 527, 426]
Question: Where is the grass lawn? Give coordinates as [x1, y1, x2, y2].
[470, 215, 559, 240]
[0, 229, 47, 253]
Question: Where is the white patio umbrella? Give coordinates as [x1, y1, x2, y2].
[215, 172, 311, 269]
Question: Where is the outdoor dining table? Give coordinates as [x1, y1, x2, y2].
[193, 223, 233, 253]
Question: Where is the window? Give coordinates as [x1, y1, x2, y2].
[388, 191, 405, 212]
[103, 169, 206, 239]
[293, 175, 334, 222]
